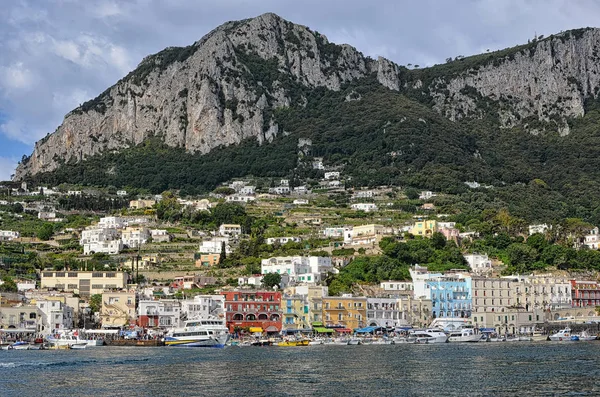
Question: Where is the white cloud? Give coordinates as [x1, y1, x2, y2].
[0, 156, 17, 181]
[54, 40, 81, 64]
[95, 1, 123, 18]
[1, 63, 35, 90]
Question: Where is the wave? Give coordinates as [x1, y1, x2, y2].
[0, 357, 150, 369]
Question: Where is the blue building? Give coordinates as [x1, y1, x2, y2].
[426, 274, 472, 319]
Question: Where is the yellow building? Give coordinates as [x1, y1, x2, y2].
[411, 220, 438, 237]
[41, 271, 127, 296]
[350, 224, 384, 245]
[195, 253, 220, 267]
[322, 296, 367, 330]
[100, 291, 136, 327]
[129, 199, 156, 210]
[281, 295, 309, 330]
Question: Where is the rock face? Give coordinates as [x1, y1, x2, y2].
[15, 13, 385, 179]
[14, 17, 600, 179]
[423, 29, 600, 135]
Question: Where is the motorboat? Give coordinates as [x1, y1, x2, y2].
[69, 343, 87, 349]
[0, 342, 13, 350]
[250, 339, 273, 346]
[346, 338, 361, 345]
[46, 330, 103, 348]
[277, 339, 310, 347]
[447, 326, 482, 343]
[410, 329, 448, 344]
[164, 317, 230, 347]
[578, 330, 597, 341]
[549, 328, 575, 342]
[429, 318, 473, 332]
[11, 341, 31, 350]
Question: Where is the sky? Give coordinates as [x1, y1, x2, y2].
[1, 0, 600, 180]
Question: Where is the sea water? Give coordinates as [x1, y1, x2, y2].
[1, 342, 599, 396]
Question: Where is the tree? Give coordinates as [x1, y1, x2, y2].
[404, 188, 419, 200]
[0, 276, 17, 292]
[219, 241, 227, 265]
[262, 273, 281, 289]
[89, 294, 102, 313]
[37, 223, 54, 241]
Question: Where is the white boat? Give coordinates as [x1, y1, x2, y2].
[549, 328, 576, 342]
[11, 341, 31, 350]
[164, 317, 229, 347]
[46, 330, 103, 347]
[346, 338, 361, 345]
[410, 329, 448, 344]
[429, 317, 473, 332]
[578, 330, 597, 341]
[447, 326, 482, 343]
[69, 343, 87, 349]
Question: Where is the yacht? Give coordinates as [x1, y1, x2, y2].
[410, 329, 448, 344]
[46, 330, 103, 347]
[164, 317, 230, 347]
[549, 328, 576, 342]
[578, 330, 597, 341]
[429, 318, 473, 332]
[447, 326, 482, 343]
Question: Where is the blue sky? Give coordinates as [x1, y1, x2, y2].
[2, 0, 600, 181]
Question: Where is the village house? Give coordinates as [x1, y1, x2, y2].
[35, 299, 74, 332]
[80, 228, 122, 255]
[349, 224, 385, 246]
[265, 236, 302, 245]
[222, 291, 282, 334]
[261, 256, 334, 286]
[40, 270, 128, 296]
[350, 203, 378, 212]
[322, 295, 367, 331]
[137, 299, 181, 328]
[150, 229, 171, 243]
[380, 281, 414, 297]
[199, 236, 232, 255]
[121, 227, 151, 248]
[218, 224, 242, 237]
[100, 291, 137, 328]
[129, 199, 156, 209]
[411, 220, 438, 237]
[464, 253, 493, 275]
[0, 230, 20, 241]
[324, 171, 340, 180]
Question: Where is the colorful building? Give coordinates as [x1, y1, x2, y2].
[571, 280, 600, 308]
[222, 291, 282, 333]
[411, 220, 438, 237]
[322, 295, 367, 331]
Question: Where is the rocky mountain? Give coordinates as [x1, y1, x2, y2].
[15, 13, 401, 179]
[14, 15, 600, 222]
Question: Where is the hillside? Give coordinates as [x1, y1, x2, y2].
[15, 14, 600, 222]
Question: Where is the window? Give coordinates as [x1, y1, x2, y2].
[92, 284, 103, 289]
[42, 272, 53, 277]
[68, 284, 78, 289]
[68, 272, 77, 278]
[106, 272, 116, 278]
[92, 272, 103, 278]
[56, 272, 65, 277]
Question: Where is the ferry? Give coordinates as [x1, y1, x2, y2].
[164, 317, 229, 347]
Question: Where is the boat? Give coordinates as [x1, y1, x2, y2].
[578, 330, 597, 341]
[429, 317, 473, 332]
[250, 339, 273, 346]
[447, 326, 482, 343]
[69, 343, 87, 349]
[11, 341, 31, 350]
[549, 328, 575, 342]
[0, 342, 13, 350]
[46, 330, 103, 348]
[164, 317, 230, 347]
[410, 329, 448, 344]
[346, 338, 361, 345]
[277, 339, 310, 347]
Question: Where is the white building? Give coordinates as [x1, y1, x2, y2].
[225, 195, 256, 203]
[35, 299, 74, 332]
[239, 186, 256, 195]
[238, 275, 264, 287]
[137, 299, 181, 328]
[464, 253, 493, 275]
[312, 158, 324, 170]
[121, 227, 151, 248]
[328, 180, 341, 187]
[180, 295, 225, 321]
[293, 199, 309, 205]
[324, 172, 340, 180]
[419, 191, 437, 200]
[16, 281, 37, 292]
[353, 190, 374, 199]
[261, 256, 334, 286]
[350, 203, 378, 212]
[67, 190, 82, 196]
[367, 297, 404, 328]
[269, 186, 290, 195]
[280, 179, 290, 187]
[80, 228, 122, 255]
[38, 211, 56, 220]
[380, 281, 414, 296]
[0, 230, 20, 241]
[116, 190, 127, 196]
[528, 224, 549, 236]
[98, 216, 125, 229]
[266, 236, 302, 245]
[150, 229, 171, 243]
[199, 237, 232, 254]
[581, 227, 600, 250]
[219, 224, 242, 237]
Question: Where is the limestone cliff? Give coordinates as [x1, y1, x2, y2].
[15, 13, 395, 179]
[14, 17, 600, 179]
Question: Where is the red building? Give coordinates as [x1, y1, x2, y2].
[222, 291, 282, 333]
[570, 280, 600, 307]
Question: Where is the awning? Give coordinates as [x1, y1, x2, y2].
[313, 327, 334, 334]
[249, 327, 263, 333]
[355, 326, 382, 334]
[265, 326, 279, 333]
[312, 322, 323, 327]
[333, 328, 352, 333]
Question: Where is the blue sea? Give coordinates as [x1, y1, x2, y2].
[1, 342, 599, 396]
